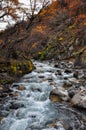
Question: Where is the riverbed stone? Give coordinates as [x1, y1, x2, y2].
[47, 78, 53, 82]
[71, 88, 86, 109]
[49, 87, 69, 102]
[48, 121, 65, 130]
[10, 91, 19, 97]
[54, 63, 59, 68]
[12, 84, 19, 87]
[31, 87, 42, 92]
[0, 116, 4, 122]
[10, 102, 25, 109]
[17, 85, 26, 91]
[63, 82, 72, 89]
[64, 69, 72, 74]
[55, 121, 66, 130]
[38, 75, 45, 78]
[0, 93, 9, 98]
[0, 85, 3, 91]
[50, 82, 56, 86]
[73, 71, 79, 79]
[55, 70, 62, 75]
[68, 86, 80, 98]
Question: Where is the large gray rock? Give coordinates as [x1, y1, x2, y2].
[71, 88, 86, 109]
[49, 87, 69, 103]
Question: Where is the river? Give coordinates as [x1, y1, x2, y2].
[0, 61, 85, 130]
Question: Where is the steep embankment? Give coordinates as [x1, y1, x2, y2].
[0, 0, 86, 78]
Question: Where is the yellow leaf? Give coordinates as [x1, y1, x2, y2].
[58, 37, 63, 41]
[84, 22, 86, 26]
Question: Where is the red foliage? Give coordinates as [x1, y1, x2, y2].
[75, 14, 86, 24]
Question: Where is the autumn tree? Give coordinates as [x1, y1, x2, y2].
[0, 0, 51, 29]
[26, 0, 51, 29]
[0, 0, 21, 22]
[29, 0, 50, 19]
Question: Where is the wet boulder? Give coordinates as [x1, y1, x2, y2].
[55, 70, 62, 75]
[9, 59, 35, 76]
[64, 69, 72, 74]
[49, 87, 69, 103]
[73, 71, 79, 79]
[47, 121, 66, 130]
[38, 75, 45, 78]
[10, 91, 19, 97]
[17, 85, 26, 91]
[68, 86, 80, 98]
[0, 85, 3, 91]
[71, 88, 86, 109]
[0, 116, 4, 122]
[0, 93, 9, 98]
[63, 81, 72, 89]
[10, 102, 25, 109]
[31, 87, 42, 92]
[54, 63, 59, 68]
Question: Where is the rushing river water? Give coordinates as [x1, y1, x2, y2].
[0, 61, 85, 130]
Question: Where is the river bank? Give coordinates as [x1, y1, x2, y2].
[0, 59, 35, 105]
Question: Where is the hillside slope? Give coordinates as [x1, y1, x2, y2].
[0, 0, 86, 66]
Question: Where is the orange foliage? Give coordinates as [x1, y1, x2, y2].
[69, 0, 81, 9]
[50, 1, 60, 9]
[75, 14, 86, 24]
[68, 1, 82, 16]
[12, 0, 19, 5]
[34, 25, 47, 34]
[0, 39, 3, 45]
[31, 43, 38, 49]
[0, 0, 21, 21]
[40, 1, 59, 17]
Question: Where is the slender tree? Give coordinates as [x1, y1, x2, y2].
[0, 0, 51, 28]
[26, 0, 50, 29]
[0, 0, 20, 21]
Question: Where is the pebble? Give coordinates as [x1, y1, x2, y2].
[73, 71, 79, 79]
[10, 102, 25, 109]
[64, 69, 72, 74]
[17, 86, 26, 91]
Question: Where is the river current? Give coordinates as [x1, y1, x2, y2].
[0, 61, 84, 130]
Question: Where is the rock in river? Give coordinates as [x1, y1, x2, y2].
[71, 88, 86, 109]
[17, 85, 26, 91]
[10, 102, 25, 109]
[49, 87, 69, 103]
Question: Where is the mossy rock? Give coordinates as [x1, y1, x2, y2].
[0, 58, 35, 77]
[8, 59, 35, 76]
[38, 44, 53, 60]
[38, 51, 47, 60]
